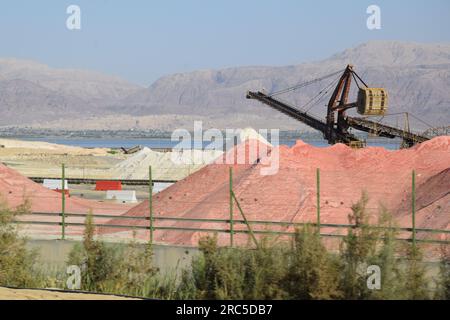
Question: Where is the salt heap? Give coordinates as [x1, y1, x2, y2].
[239, 127, 272, 146]
[110, 147, 223, 180]
[0, 163, 132, 237]
[0, 162, 130, 214]
[102, 136, 450, 246]
[110, 128, 271, 180]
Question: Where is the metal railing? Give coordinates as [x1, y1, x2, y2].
[12, 165, 450, 247]
[14, 211, 450, 246]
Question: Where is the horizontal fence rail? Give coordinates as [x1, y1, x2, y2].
[14, 211, 450, 245]
[28, 177, 177, 185]
[17, 166, 449, 247]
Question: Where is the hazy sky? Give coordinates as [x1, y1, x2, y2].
[1, 0, 449, 85]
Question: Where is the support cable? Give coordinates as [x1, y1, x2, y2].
[268, 69, 344, 97]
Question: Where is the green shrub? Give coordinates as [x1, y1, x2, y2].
[67, 214, 160, 297]
[178, 235, 288, 299]
[283, 226, 341, 299]
[367, 207, 404, 299]
[193, 235, 246, 299]
[115, 237, 157, 296]
[402, 245, 430, 299]
[61, 193, 445, 300]
[436, 245, 450, 299]
[241, 238, 287, 299]
[66, 212, 118, 292]
[338, 194, 410, 300]
[0, 198, 41, 287]
[339, 192, 383, 299]
[178, 193, 441, 301]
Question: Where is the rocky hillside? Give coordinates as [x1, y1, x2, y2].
[114, 41, 450, 130]
[0, 58, 141, 125]
[1, 41, 449, 130]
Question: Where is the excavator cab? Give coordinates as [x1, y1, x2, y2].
[356, 88, 388, 116]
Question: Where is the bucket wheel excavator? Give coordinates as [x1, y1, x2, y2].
[246, 64, 430, 148]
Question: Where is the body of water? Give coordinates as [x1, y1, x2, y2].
[18, 137, 402, 150]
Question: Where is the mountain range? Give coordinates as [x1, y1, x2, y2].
[1, 41, 449, 132]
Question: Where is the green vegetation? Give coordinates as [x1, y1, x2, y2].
[177, 236, 288, 299]
[67, 212, 120, 292]
[0, 194, 448, 300]
[176, 194, 439, 300]
[338, 195, 406, 299]
[0, 198, 43, 287]
[283, 226, 341, 299]
[66, 213, 167, 297]
[436, 246, 450, 299]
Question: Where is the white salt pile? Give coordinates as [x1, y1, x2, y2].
[110, 147, 223, 180]
[238, 127, 272, 146]
[110, 128, 271, 180]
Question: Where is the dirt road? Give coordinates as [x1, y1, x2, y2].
[0, 287, 139, 300]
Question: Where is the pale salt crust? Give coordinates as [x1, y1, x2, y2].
[110, 127, 271, 180]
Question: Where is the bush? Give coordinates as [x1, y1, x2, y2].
[240, 238, 287, 299]
[182, 234, 246, 299]
[402, 245, 430, 299]
[178, 235, 288, 299]
[178, 193, 434, 300]
[115, 237, 158, 296]
[0, 198, 41, 287]
[67, 214, 160, 297]
[437, 245, 450, 299]
[338, 194, 410, 300]
[283, 226, 341, 299]
[339, 193, 383, 299]
[66, 212, 118, 292]
[63, 194, 445, 300]
[366, 207, 404, 299]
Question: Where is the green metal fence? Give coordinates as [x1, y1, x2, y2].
[12, 165, 450, 247]
[14, 211, 450, 245]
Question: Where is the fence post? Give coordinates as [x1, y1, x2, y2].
[412, 169, 416, 247]
[149, 166, 153, 245]
[229, 166, 234, 247]
[232, 192, 259, 249]
[61, 163, 66, 240]
[316, 168, 321, 235]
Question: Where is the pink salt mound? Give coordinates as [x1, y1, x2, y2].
[0, 163, 133, 237]
[102, 136, 449, 246]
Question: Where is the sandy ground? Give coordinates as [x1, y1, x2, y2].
[0, 138, 122, 179]
[0, 287, 139, 300]
[0, 138, 112, 154]
[0, 129, 269, 180]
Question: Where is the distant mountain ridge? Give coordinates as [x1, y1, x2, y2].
[0, 58, 141, 103]
[1, 41, 449, 130]
[0, 58, 142, 126]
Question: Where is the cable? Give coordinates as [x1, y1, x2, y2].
[350, 70, 368, 88]
[361, 111, 441, 137]
[263, 72, 342, 122]
[268, 69, 344, 97]
[304, 75, 342, 113]
[408, 113, 437, 129]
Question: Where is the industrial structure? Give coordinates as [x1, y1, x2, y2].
[247, 64, 431, 148]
